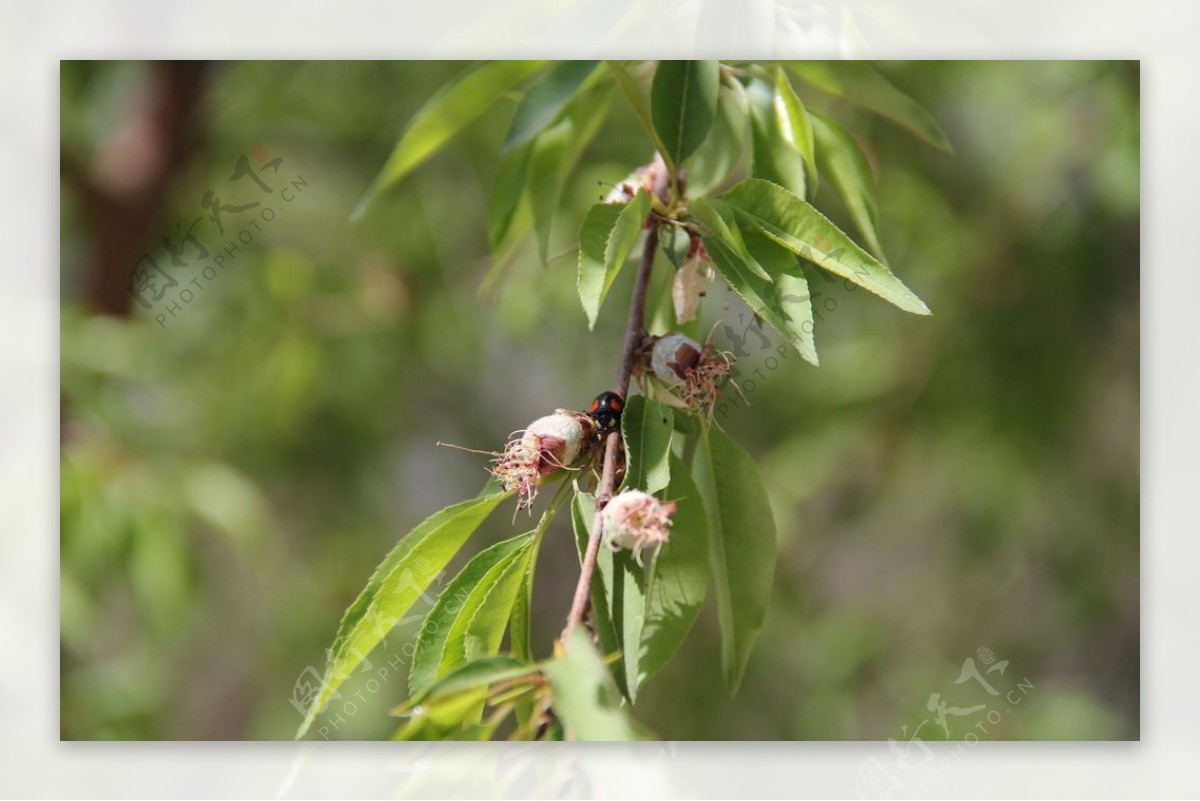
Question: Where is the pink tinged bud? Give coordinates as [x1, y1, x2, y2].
[522, 411, 589, 473]
[600, 490, 676, 566]
[493, 411, 593, 509]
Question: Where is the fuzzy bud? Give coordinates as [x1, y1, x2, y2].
[646, 332, 734, 418]
[493, 410, 594, 508]
[651, 333, 704, 387]
[601, 490, 676, 566]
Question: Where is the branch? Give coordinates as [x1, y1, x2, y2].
[561, 220, 660, 642]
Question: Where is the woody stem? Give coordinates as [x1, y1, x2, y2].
[560, 221, 660, 643]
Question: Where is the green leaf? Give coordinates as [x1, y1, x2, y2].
[398, 656, 537, 711]
[296, 492, 510, 739]
[722, 178, 930, 315]
[577, 190, 651, 329]
[620, 394, 673, 494]
[605, 61, 670, 161]
[529, 84, 613, 264]
[509, 564, 534, 664]
[353, 61, 545, 219]
[651, 60, 721, 167]
[638, 453, 710, 683]
[773, 66, 818, 197]
[545, 628, 644, 741]
[748, 78, 807, 198]
[784, 60, 952, 154]
[704, 230, 819, 365]
[810, 110, 886, 260]
[687, 80, 749, 198]
[692, 427, 777, 693]
[503, 60, 600, 153]
[743, 228, 819, 366]
[487, 143, 534, 253]
[390, 687, 490, 740]
[570, 492, 623, 694]
[689, 197, 771, 282]
[437, 537, 534, 679]
[408, 533, 532, 697]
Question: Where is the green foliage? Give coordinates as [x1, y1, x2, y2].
[296, 491, 510, 738]
[785, 60, 953, 153]
[353, 60, 545, 218]
[60, 60, 1140, 743]
[651, 60, 721, 169]
[692, 426, 778, 694]
[638, 454, 709, 681]
[304, 58, 940, 739]
[620, 394, 673, 494]
[408, 532, 533, 696]
[503, 61, 600, 153]
[545, 629, 645, 741]
[577, 189, 652, 329]
[722, 178, 931, 315]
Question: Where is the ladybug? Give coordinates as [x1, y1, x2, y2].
[588, 391, 625, 434]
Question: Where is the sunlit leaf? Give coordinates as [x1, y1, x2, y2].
[692, 427, 777, 693]
[296, 492, 511, 739]
[577, 190, 651, 329]
[651, 60, 721, 167]
[408, 533, 531, 696]
[810, 110, 886, 260]
[774, 66, 818, 197]
[722, 179, 930, 315]
[545, 628, 644, 741]
[620, 394, 673, 494]
[503, 60, 600, 153]
[748, 78, 807, 198]
[436, 536, 534, 679]
[784, 60, 952, 153]
[353, 61, 545, 219]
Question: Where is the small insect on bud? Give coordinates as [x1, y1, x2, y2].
[647, 332, 735, 418]
[600, 490, 677, 566]
[492, 410, 595, 509]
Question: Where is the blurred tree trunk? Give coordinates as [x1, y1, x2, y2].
[65, 61, 208, 316]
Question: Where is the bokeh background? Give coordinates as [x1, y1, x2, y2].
[59, 60, 1139, 740]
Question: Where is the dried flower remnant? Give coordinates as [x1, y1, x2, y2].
[491, 410, 595, 509]
[600, 490, 676, 566]
[647, 331, 735, 417]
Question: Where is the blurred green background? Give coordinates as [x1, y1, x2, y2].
[59, 60, 1139, 740]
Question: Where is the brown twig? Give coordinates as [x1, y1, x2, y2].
[560, 221, 660, 642]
